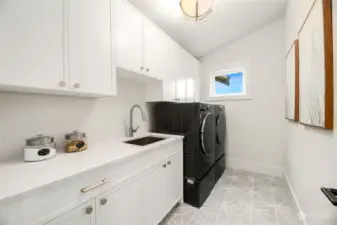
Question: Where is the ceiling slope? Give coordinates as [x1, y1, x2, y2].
[128, 0, 287, 57]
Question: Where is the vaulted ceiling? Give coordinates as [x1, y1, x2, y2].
[128, 0, 287, 57]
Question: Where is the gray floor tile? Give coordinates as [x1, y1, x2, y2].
[162, 168, 302, 225]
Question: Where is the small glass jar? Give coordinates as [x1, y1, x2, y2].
[26, 134, 56, 149]
[65, 130, 88, 153]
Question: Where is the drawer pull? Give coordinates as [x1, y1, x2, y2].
[167, 161, 171, 165]
[73, 83, 81, 89]
[58, 81, 66, 87]
[86, 206, 93, 215]
[81, 179, 109, 193]
[101, 198, 108, 206]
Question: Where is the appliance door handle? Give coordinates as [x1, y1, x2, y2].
[200, 113, 212, 155]
[81, 179, 109, 193]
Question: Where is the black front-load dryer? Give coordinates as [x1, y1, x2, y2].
[197, 103, 216, 179]
[183, 103, 216, 208]
[215, 105, 226, 160]
[214, 104, 226, 183]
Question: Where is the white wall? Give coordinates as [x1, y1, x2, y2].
[0, 77, 148, 161]
[200, 19, 286, 177]
[284, 1, 337, 224]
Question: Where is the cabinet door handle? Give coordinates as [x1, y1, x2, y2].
[73, 83, 81, 89]
[86, 206, 93, 215]
[58, 81, 66, 87]
[101, 198, 108, 206]
[167, 161, 171, 165]
[81, 179, 109, 193]
[146, 68, 150, 72]
[140, 66, 144, 71]
[163, 164, 167, 168]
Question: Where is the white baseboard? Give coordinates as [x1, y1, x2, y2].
[226, 157, 283, 177]
[283, 169, 308, 225]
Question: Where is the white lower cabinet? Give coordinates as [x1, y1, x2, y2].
[141, 162, 168, 225]
[46, 200, 95, 225]
[95, 179, 141, 225]
[166, 152, 184, 209]
[40, 150, 183, 225]
[141, 150, 183, 225]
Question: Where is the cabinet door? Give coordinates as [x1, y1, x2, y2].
[46, 200, 95, 225]
[192, 59, 201, 101]
[96, 179, 141, 225]
[186, 58, 200, 102]
[115, 0, 142, 73]
[68, 0, 114, 95]
[165, 39, 182, 101]
[0, 0, 64, 90]
[176, 77, 186, 102]
[163, 77, 177, 101]
[141, 163, 167, 225]
[167, 39, 182, 80]
[166, 151, 184, 210]
[143, 18, 167, 79]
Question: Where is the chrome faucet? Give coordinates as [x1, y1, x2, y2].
[129, 104, 147, 137]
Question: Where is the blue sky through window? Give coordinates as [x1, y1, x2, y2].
[215, 72, 243, 95]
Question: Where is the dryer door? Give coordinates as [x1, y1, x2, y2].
[216, 113, 225, 145]
[200, 113, 215, 155]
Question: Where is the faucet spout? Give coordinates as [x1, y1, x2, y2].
[129, 104, 147, 137]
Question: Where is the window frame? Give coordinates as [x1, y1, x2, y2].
[208, 67, 252, 101]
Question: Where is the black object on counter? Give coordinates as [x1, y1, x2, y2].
[321, 187, 337, 206]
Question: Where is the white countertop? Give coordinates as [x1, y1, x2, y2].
[0, 133, 183, 204]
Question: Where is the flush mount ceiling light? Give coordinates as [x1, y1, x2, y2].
[180, 0, 215, 22]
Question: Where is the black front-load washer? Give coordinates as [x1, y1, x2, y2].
[148, 102, 216, 208]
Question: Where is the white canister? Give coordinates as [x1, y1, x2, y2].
[24, 135, 56, 162]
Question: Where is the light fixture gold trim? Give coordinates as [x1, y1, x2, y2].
[180, 0, 215, 22]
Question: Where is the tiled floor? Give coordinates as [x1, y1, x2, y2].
[161, 168, 304, 225]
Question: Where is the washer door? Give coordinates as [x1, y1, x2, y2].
[200, 113, 215, 155]
[216, 113, 225, 145]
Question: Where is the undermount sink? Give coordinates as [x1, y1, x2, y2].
[124, 136, 166, 146]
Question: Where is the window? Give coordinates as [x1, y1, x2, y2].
[209, 68, 251, 100]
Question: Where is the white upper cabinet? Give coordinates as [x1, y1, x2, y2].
[186, 57, 201, 102]
[143, 18, 168, 79]
[68, 0, 115, 96]
[0, 0, 116, 97]
[0, 0, 197, 98]
[115, 0, 142, 73]
[163, 39, 200, 102]
[162, 76, 176, 102]
[115, 1, 168, 80]
[167, 39, 183, 80]
[0, 0, 64, 90]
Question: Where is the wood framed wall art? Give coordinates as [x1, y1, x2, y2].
[286, 40, 300, 121]
[298, 0, 333, 129]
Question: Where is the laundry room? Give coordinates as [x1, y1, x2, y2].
[0, 0, 337, 225]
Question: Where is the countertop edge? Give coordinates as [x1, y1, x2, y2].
[0, 133, 184, 204]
